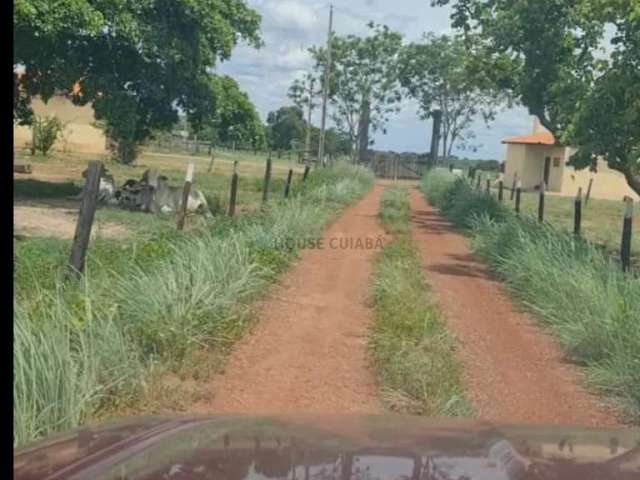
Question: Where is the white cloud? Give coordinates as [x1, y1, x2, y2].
[264, 0, 319, 32]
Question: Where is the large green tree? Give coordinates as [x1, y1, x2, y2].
[265, 106, 306, 152]
[399, 33, 504, 161]
[310, 127, 353, 160]
[567, 0, 640, 194]
[433, 0, 640, 195]
[194, 75, 266, 150]
[310, 23, 403, 162]
[14, 0, 262, 163]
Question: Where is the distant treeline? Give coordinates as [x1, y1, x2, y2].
[368, 149, 503, 173]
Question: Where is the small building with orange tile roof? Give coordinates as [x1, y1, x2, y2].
[502, 117, 638, 201]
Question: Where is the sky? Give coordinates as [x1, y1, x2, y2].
[217, 0, 535, 161]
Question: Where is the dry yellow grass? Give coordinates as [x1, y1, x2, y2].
[14, 147, 304, 183]
[14, 148, 309, 236]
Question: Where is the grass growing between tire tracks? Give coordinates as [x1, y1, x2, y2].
[421, 169, 640, 422]
[13, 163, 375, 447]
[368, 186, 472, 417]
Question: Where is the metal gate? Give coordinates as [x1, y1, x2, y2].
[369, 152, 428, 179]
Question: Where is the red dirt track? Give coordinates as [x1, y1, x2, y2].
[408, 188, 620, 426]
[196, 181, 621, 427]
[200, 184, 387, 414]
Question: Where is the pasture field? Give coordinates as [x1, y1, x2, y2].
[462, 171, 639, 259]
[14, 148, 307, 224]
[515, 190, 639, 260]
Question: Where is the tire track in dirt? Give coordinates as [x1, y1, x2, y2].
[196, 184, 388, 415]
[408, 188, 620, 426]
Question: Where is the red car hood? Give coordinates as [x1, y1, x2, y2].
[13, 415, 640, 480]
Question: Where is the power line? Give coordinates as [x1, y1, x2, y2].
[318, 4, 334, 166]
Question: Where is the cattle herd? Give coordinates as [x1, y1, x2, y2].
[75, 167, 212, 217]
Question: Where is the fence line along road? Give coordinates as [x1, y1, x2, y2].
[480, 173, 635, 273]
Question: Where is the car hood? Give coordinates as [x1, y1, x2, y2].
[13, 415, 640, 480]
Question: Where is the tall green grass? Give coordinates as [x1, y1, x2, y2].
[421, 169, 510, 228]
[379, 186, 410, 235]
[14, 163, 374, 446]
[421, 169, 640, 421]
[14, 282, 146, 443]
[369, 186, 471, 417]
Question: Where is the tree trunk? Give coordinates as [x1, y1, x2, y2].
[601, 156, 640, 198]
[429, 109, 442, 168]
[621, 166, 640, 197]
[447, 137, 455, 158]
[441, 133, 448, 162]
[358, 99, 371, 164]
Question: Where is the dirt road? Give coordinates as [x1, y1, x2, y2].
[201, 185, 387, 414]
[408, 188, 620, 426]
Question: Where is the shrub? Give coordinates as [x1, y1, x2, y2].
[421, 170, 510, 228]
[420, 168, 457, 207]
[31, 115, 64, 156]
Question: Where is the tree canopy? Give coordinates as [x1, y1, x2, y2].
[433, 0, 640, 194]
[193, 75, 266, 150]
[399, 33, 505, 160]
[310, 23, 403, 161]
[265, 106, 306, 152]
[14, 0, 263, 163]
[310, 127, 353, 159]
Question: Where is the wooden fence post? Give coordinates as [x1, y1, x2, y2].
[515, 181, 522, 215]
[284, 168, 293, 198]
[177, 162, 194, 231]
[574, 188, 583, 236]
[262, 153, 272, 206]
[498, 179, 504, 202]
[228, 160, 239, 217]
[476, 173, 482, 191]
[302, 163, 311, 182]
[486, 178, 491, 195]
[621, 197, 634, 273]
[393, 156, 398, 182]
[510, 173, 518, 201]
[68, 161, 103, 276]
[141, 169, 160, 213]
[538, 181, 546, 222]
[207, 151, 215, 173]
[585, 177, 594, 206]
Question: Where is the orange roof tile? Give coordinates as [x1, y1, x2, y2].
[502, 131, 557, 146]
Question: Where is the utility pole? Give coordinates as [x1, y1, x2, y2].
[304, 77, 315, 165]
[318, 4, 334, 167]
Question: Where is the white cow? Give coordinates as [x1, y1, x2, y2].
[75, 168, 212, 217]
[150, 176, 212, 218]
[73, 168, 119, 205]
